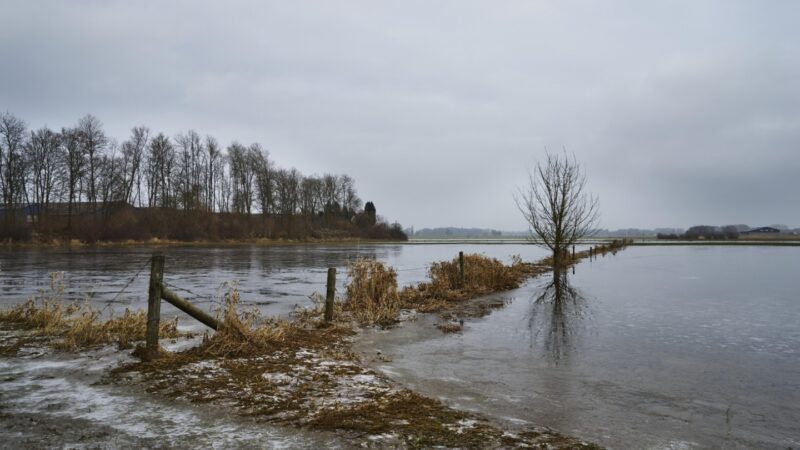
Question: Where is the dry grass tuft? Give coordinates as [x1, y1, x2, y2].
[189, 287, 291, 358]
[0, 272, 183, 352]
[343, 258, 402, 326]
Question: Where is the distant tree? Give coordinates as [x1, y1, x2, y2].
[684, 225, 719, 240]
[145, 133, 176, 208]
[228, 142, 255, 214]
[204, 135, 221, 212]
[721, 225, 740, 240]
[515, 152, 599, 267]
[120, 126, 149, 206]
[25, 127, 63, 222]
[61, 127, 85, 230]
[98, 140, 125, 207]
[252, 145, 273, 216]
[364, 201, 377, 226]
[174, 130, 203, 210]
[77, 114, 107, 213]
[0, 112, 27, 224]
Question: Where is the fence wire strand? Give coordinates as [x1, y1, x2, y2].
[108, 259, 151, 304]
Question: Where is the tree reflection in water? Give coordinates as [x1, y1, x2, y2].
[527, 269, 588, 365]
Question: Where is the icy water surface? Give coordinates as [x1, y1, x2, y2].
[0, 336, 346, 448]
[0, 243, 548, 320]
[358, 246, 800, 449]
[3, 244, 798, 448]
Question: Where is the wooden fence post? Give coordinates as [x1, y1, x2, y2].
[146, 253, 165, 359]
[572, 245, 575, 259]
[325, 267, 336, 323]
[459, 251, 465, 288]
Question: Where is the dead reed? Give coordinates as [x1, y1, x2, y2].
[189, 286, 291, 358]
[0, 272, 182, 351]
[399, 253, 543, 310]
[183, 286, 354, 360]
[343, 258, 402, 326]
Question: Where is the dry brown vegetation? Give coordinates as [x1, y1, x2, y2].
[343, 258, 403, 326]
[0, 272, 183, 353]
[400, 253, 546, 309]
[182, 287, 354, 360]
[339, 254, 549, 326]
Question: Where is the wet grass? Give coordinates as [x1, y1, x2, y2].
[0, 273, 185, 353]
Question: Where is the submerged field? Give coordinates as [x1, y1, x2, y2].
[1, 243, 798, 448]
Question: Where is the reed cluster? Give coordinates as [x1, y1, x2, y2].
[399, 253, 541, 309]
[343, 258, 402, 326]
[341, 254, 544, 325]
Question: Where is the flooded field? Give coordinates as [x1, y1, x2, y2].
[2, 244, 799, 448]
[0, 243, 549, 321]
[358, 246, 800, 449]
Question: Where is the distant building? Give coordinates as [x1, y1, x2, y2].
[742, 226, 781, 234]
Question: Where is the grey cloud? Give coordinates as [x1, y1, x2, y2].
[1, 0, 798, 230]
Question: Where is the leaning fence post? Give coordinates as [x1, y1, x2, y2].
[146, 253, 165, 359]
[459, 251, 465, 288]
[325, 267, 336, 323]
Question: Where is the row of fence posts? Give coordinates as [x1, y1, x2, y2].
[144, 244, 625, 358]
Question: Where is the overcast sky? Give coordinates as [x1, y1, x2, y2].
[1, 1, 798, 230]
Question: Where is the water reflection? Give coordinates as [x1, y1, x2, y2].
[527, 269, 588, 365]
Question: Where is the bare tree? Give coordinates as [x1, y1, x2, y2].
[145, 133, 175, 208]
[98, 140, 125, 207]
[26, 127, 64, 222]
[77, 114, 107, 213]
[251, 146, 273, 214]
[61, 127, 85, 230]
[228, 142, 255, 214]
[0, 112, 28, 225]
[515, 152, 599, 267]
[204, 135, 221, 212]
[120, 126, 149, 206]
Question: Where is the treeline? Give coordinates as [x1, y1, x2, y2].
[0, 112, 406, 242]
[657, 225, 741, 240]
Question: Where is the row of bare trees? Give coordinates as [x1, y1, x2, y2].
[0, 111, 397, 241]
